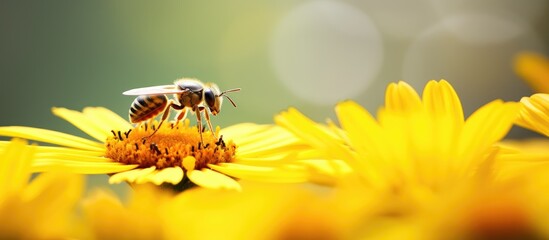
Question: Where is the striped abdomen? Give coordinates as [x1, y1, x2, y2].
[129, 95, 168, 123]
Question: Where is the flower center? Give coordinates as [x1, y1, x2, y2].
[105, 119, 236, 170]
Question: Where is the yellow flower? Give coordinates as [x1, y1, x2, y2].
[164, 182, 352, 240]
[326, 163, 549, 240]
[413, 169, 549, 240]
[496, 52, 549, 180]
[276, 80, 519, 192]
[81, 181, 356, 240]
[0, 139, 84, 239]
[80, 184, 174, 239]
[362, 178, 547, 240]
[515, 52, 549, 93]
[0, 107, 313, 191]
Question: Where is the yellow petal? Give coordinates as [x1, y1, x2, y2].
[83, 107, 133, 132]
[234, 126, 303, 155]
[385, 81, 422, 112]
[497, 152, 549, 180]
[34, 145, 103, 157]
[0, 126, 104, 151]
[19, 172, 84, 237]
[236, 141, 310, 160]
[228, 125, 294, 145]
[182, 156, 196, 171]
[298, 159, 353, 176]
[517, 94, 549, 136]
[22, 172, 83, 204]
[209, 163, 309, 183]
[457, 100, 519, 171]
[235, 148, 323, 166]
[187, 169, 241, 191]
[1, 141, 101, 161]
[462, 101, 519, 152]
[32, 160, 137, 174]
[420, 80, 465, 178]
[82, 187, 165, 240]
[135, 167, 184, 185]
[0, 139, 34, 197]
[422, 80, 464, 125]
[498, 138, 549, 155]
[275, 108, 355, 162]
[52, 107, 110, 142]
[336, 101, 386, 174]
[108, 167, 156, 184]
[35, 153, 112, 162]
[219, 123, 271, 143]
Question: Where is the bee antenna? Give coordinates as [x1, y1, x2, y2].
[217, 88, 240, 107]
[220, 88, 241, 96]
[224, 95, 238, 108]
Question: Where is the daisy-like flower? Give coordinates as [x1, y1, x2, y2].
[276, 80, 519, 192]
[495, 52, 549, 180]
[0, 139, 84, 239]
[356, 172, 549, 240]
[515, 52, 549, 93]
[80, 184, 174, 239]
[0, 107, 313, 191]
[80, 181, 356, 240]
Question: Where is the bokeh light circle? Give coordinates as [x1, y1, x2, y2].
[269, 0, 383, 105]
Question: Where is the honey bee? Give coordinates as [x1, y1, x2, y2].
[123, 78, 240, 141]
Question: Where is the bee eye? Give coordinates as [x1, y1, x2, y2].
[204, 89, 216, 108]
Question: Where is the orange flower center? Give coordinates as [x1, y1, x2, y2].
[105, 120, 236, 170]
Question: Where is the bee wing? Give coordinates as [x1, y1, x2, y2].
[123, 85, 189, 96]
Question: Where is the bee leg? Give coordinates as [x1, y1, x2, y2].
[201, 106, 216, 139]
[193, 106, 204, 144]
[174, 108, 188, 127]
[146, 100, 183, 138]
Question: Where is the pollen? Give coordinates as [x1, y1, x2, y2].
[105, 119, 237, 171]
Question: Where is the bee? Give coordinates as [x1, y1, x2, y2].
[123, 78, 240, 142]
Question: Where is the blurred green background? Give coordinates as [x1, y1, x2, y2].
[1, 0, 548, 191]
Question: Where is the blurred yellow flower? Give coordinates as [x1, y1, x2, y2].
[78, 170, 549, 240]
[276, 80, 519, 192]
[272, 79, 549, 239]
[0, 139, 83, 239]
[364, 178, 549, 240]
[515, 52, 549, 93]
[413, 170, 549, 240]
[81, 181, 359, 240]
[495, 52, 549, 180]
[0, 107, 313, 191]
[80, 185, 174, 239]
